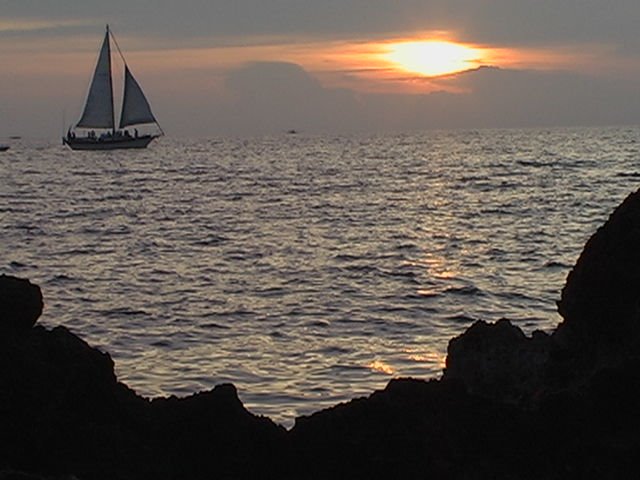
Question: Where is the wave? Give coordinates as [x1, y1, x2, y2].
[200, 322, 231, 330]
[516, 159, 555, 168]
[100, 307, 151, 318]
[443, 285, 484, 296]
[45, 274, 76, 285]
[192, 235, 228, 246]
[446, 314, 480, 323]
[542, 260, 572, 269]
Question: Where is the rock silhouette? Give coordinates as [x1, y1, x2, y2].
[557, 188, 640, 362]
[4, 188, 640, 479]
[0, 274, 42, 334]
[443, 318, 551, 403]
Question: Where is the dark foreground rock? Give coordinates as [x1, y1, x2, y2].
[0, 324, 286, 480]
[4, 189, 640, 479]
[556, 187, 640, 368]
[0, 276, 286, 480]
[0, 275, 42, 334]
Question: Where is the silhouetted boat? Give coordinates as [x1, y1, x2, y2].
[63, 25, 162, 151]
[0, 144, 9, 152]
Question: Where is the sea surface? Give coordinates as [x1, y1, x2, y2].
[2, 126, 640, 426]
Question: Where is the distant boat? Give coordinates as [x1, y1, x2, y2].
[0, 144, 9, 152]
[63, 25, 163, 151]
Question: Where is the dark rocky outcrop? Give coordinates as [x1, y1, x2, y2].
[0, 275, 285, 480]
[144, 386, 287, 480]
[4, 188, 640, 479]
[444, 189, 640, 404]
[0, 275, 43, 334]
[289, 377, 556, 479]
[287, 188, 640, 478]
[557, 189, 640, 363]
[443, 319, 551, 403]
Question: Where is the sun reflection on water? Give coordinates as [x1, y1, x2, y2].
[404, 349, 447, 370]
[368, 360, 395, 375]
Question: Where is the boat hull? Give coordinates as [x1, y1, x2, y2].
[63, 135, 157, 151]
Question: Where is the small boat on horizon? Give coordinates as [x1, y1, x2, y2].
[0, 144, 9, 152]
[63, 25, 163, 151]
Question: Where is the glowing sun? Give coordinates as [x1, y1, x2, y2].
[385, 41, 483, 77]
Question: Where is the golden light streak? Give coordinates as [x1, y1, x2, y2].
[403, 349, 447, 370]
[368, 360, 395, 375]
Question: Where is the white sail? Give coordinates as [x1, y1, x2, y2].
[77, 29, 114, 129]
[119, 66, 157, 128]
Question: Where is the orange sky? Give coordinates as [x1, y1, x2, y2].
[2, 26, 629, 98]
[4, 28, 614, 84]
[2, 22, 640, 138]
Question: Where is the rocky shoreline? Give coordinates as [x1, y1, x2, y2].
[3, 189, 640, 479]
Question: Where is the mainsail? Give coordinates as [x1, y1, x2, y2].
[119, 66, 157, 129]
[77, 29, 115, 129]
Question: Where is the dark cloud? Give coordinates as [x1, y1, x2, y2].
[211, 62, 362, 135]
[360, 66, 640, 131]
[3, 57, 639, 138]
[6, 0, 640, 52]
[195, 62, 640, 137]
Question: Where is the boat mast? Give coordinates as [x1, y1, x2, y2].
[106, 24, 115, 135]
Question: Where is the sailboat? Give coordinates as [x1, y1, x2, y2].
[63, 25, 163, 150]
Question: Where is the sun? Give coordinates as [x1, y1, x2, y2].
[384, 40, 483, 77]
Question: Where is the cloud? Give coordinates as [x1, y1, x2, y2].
[357, 66, 640, 131]
[3, 55, 640, 139]
[211, 62, 363, 135]
[0, 19, 89, 34]
[162, 61, 640, 137]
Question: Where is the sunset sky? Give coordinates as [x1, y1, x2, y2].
[3, 1, 640, 138]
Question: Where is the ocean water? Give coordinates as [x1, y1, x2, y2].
[2, 126, 639, 426]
